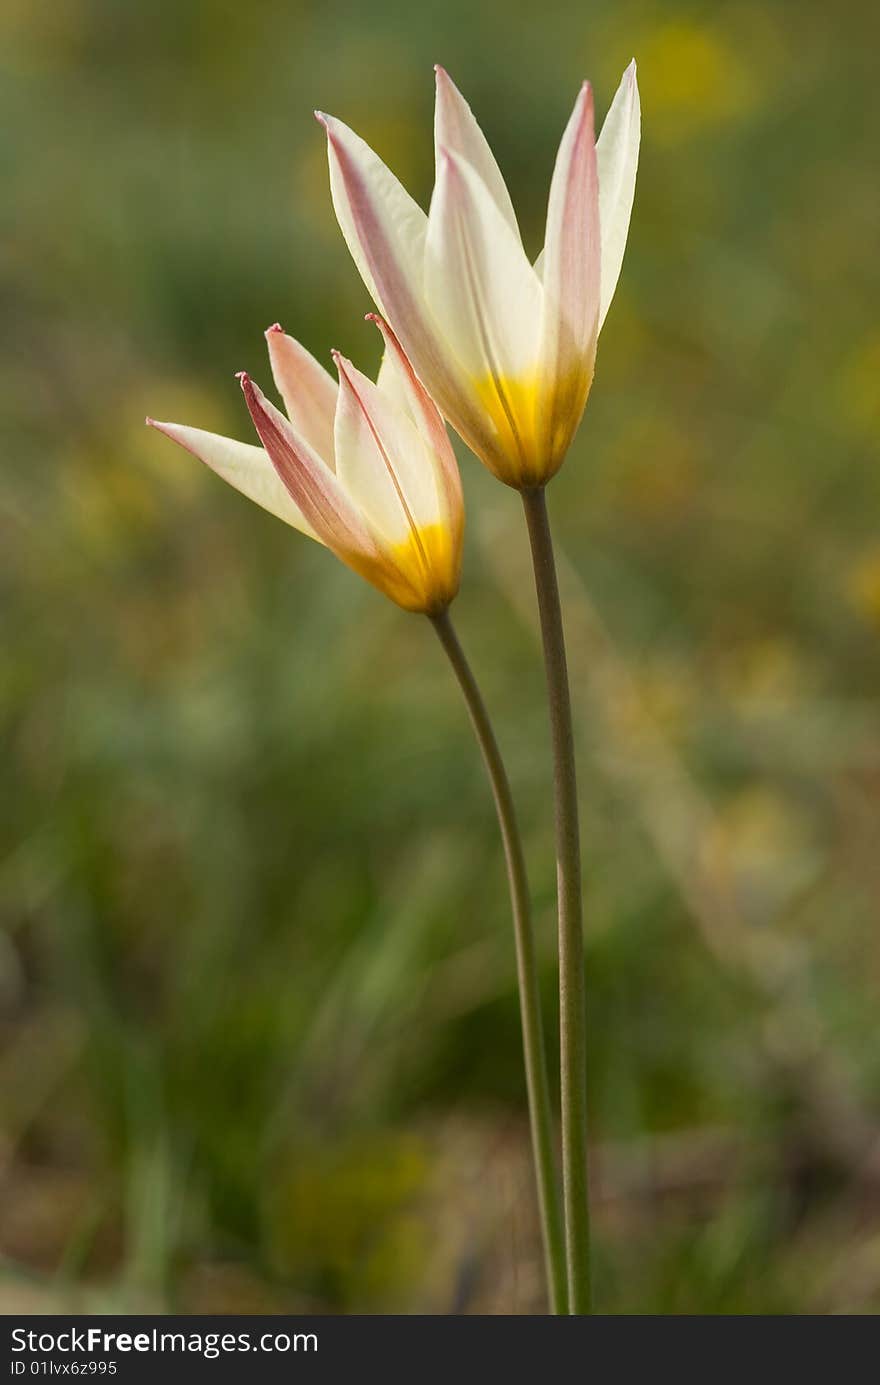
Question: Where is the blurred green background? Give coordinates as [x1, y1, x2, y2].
[2, 0, 879, 1315]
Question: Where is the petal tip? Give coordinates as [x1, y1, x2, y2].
[365, 312, 390, 345]
[315, 110, 339, 143]
[572, 80, 595, 131]
[265, 322, 284, 337]
[330, 348, 355, 384]
[146, 417, 174, 440]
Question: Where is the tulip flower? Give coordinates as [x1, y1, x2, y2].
[317, 62, 639, 489]
[148, 316, 463, 615]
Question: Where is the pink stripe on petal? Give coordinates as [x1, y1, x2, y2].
[317, 112, 481, 441]
[367, 314, 463, 537]
[332, 349, 441, 540]
[541, 81, 600, 362]
[317, 114, 428, 349]
[537, 81, 601, 465]
[238, 373, 376, 559]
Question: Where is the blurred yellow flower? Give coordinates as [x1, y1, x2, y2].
[837, 334, 880, 439]
[701, 786, 816, 913]
[847, 547, 880, 629]
[639, 21, 756, 143]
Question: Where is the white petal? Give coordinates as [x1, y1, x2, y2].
[433, 66, 520, 241]
[375, 344, 413, 417]
[424, 147, 543, 381]
[265, 325, 338, 465]
[596, 60, 640, 330]
[318, 109, 499, 464]
[146, 418, 318, 538]
[333, 352, 442, 543]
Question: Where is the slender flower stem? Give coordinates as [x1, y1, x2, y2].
[429, 607, 568, 1315]
[520, 487, 591, 1314]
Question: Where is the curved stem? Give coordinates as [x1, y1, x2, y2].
[429, 607, 568, 1315]
[520, 487, 591, 1314]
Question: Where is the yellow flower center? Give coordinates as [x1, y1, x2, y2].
[345, 522, 462, 614]
[473, 366, 593, 488]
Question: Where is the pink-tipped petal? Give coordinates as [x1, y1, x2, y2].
[264, 325, 338, 465]
[146, 417, 316, 536]
[238, 373, 375, 559]
[319, 116, 427, 346]
[318, 112, 472, 432]
[368, 314, 463, 537]
[541, 82, 601, 358]
[596, 60, 640, 329]
[332, 350, 441, 542]
[433, 66, 520, 240]
[538, 81, 601, 462]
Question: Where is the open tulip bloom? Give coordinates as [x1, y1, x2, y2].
[318, 62, 639, 489]
[149, 316, 462, 615]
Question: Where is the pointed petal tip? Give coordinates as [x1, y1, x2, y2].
[330, 348, 356, 384]
[237, 372, 268, 417]
[315, 110, 341, 142]
[315, 110, 344, 142]
[265, 323, 284, 337]
[146, 417, 177, 441]
[570, 80, 595, 135]
[365, 312, 392, 345]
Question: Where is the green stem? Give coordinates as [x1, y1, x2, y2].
[430, 607, 568, 1315]
[520, 487, 592, 1315]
